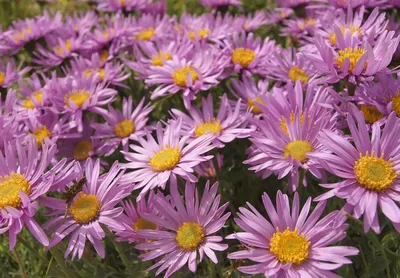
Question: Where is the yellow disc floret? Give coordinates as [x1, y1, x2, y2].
[360, 104, 384, 124]
[172, 66, 199, 87]
[354, 152, 397, 192]
[288, 66, 310, 83]
[232, 48, 256, 68]
[73, 140, 92, 161]
[176, 222, 205, 250]
[134, 218, 157, 230]
[0, 71, 5, 86]
[247, 97, 264, 114]
[284, 140, 313, 163]
[135, 28, 155, 41]
[194, 119, 222, 137]
[334, 47, 366, 72]
[69, 193, 101, 224]
[54, 40, 72, 55]
[0, 173, 31, 209]
[391, 93, 400, 117]
[270, 227, 310, 265]
[188, 28, 210, 40]
[149, 146, 181, 171]
[115, 119, 135, 138]
[23, 90, 43, 109]
[151, 52, 172, 66]
[32, 126, 51, 147]
[64, 90, 90, 108]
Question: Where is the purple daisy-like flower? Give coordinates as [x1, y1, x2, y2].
[228, 76, 273, 115]
[17, 73, 51, 112]
[135, 179, 230, 277]
[0, 138, 58, 249]
[244, 82, 337, 192]
[96, 0, 146, 12]
[0, 58, 29, 88]
[42, 158, 132, 259]
[199, 0, 241, 8]
[307, 28, 400, 83]
[92, 97, 153, 155]
[67, 53, 130, 87]
[130, 14, 174, 43]
[309, 106, 400, 233]
[115, 191, 161, 243]
[269, 48, 317, 86]
[227, 191, 358, 277]
[145, 45, 228, 108]
[281, 17, 320, 40]
[326, 0, 387, 9]
[275, 0, 309, 8]
[264, 8, 293, 24]
[223, 31, 278, 76]
[170, 94, 253, 148]
[194, 153, 224, 178]
[49, 74, 117, 131]
[121, 119, 215, 200]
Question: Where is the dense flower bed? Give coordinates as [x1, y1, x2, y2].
[0, 0, 400, 277]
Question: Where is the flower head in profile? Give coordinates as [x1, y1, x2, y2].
[130, 14, 174, 43]
[0, 138, 57, 249]
[224, 32, 278, 76]
[92, 97, 153, 155]
[195, 153, 224, 178]
[171, 94, 253, 148]
[228, 191, 358, 277]
[135, 179, 230, 278]
[326, 0, 386, 9]
[309, 106, 400, 233]
[281, 17, 320, 40]
[17, 73, 50, 112]
[275, 0, 309, 8]
[245, 83, 336, 192]
[0, 58, 29, 88]
[121, 119, 215, 200]
[264, 8, 293, 24]
[199, 0, 241, 8]
[96, 0, 145, 12]
[42, 159, 132, 259]
[146, 46, 228, 108]
[115, 192, 160, 243]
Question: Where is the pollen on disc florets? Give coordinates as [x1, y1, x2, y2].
[176, 222, 205, 250]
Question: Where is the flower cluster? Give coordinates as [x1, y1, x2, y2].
[0, 0, 400, 277]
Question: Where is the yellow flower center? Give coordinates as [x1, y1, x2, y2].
[391, 94, 400, 117]
[176, 222, 205, 250]
[334, 47, 366, 72]
[103, 29, 114, 39]
[0, 173, 31, 209]
[188, 28, 210, 40]
[120, 0, 125, 6]
[73, 140, 92, 161]
[354, 152, 397, 192]
[32, 126, 51, 147]
[23, 90, 43, 109]
[135, 28, 155, 41]
[360, 104, 384, 124]
[247, 97, 264, 114]
[151, 52, 172, 66]
[270, 228, 310, 265]
[280, 112, 306, 135]
[329, 25, 362, 45]
[64, 90, 90, 108]
[83, 68, 105, 81]
[54, 39, 72, 55]
[0, 71, 5, 86]
[289, 66, 309, 83]
[297, 18, 316, 30]
[69, 193, 101, 224]
[13, 27, 31, 43]
[134, 218, 157, 230]
[115, 119, 135, 138]
[100, 50, 109, 63]
[172, 66, 199, 87]
[194, 119, 222, 137]
[149, 146, 181, 172]
[232, 48, 256, 68]
[284, 140, 313, 163]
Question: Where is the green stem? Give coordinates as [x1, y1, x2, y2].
[45, 254, 54, 278]
[298, 168, 305, 189]
[345, 80, 357, 97]
[14, 248, 27, 278]
[18, 234, 48, 263]
[106, 229, 134, 274]
[50, 248, 73, 278]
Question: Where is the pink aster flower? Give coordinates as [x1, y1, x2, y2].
[49, 74, 117, 131]
[0, 138, 58, 249]
[145, 46, 228, 108]
[135, 179, 230, 277]
[228, 76, 273, 115]
[121, 119, 215, 200]
[65, 11, 99, 36]
[0, 58, 29, 88]
[326, 0, 387, 9]
[264, 8, 294, 24]
[92, 97, 153, 155]
[17, 73, 50, 113]
[170, 94, 253, 148]
[309, 106, 400, 233]
[96, 0, 147, 12]
[115, 192, 161, 243]
[199, 0, 241, 8]
[67, 53, 130, 87]
[244, 82, 337, 192]
[42, 159, 132, 259]
[281, 17, 320, 40]
[275, 0, 309, 8]
[194, 153, 224, 178]
[269, 48, 317, 86]
[130, 14, 174, 43]
[227, 191, 359, 277]
[307, 28, 400, 83]
[223, 31, 278, 76]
